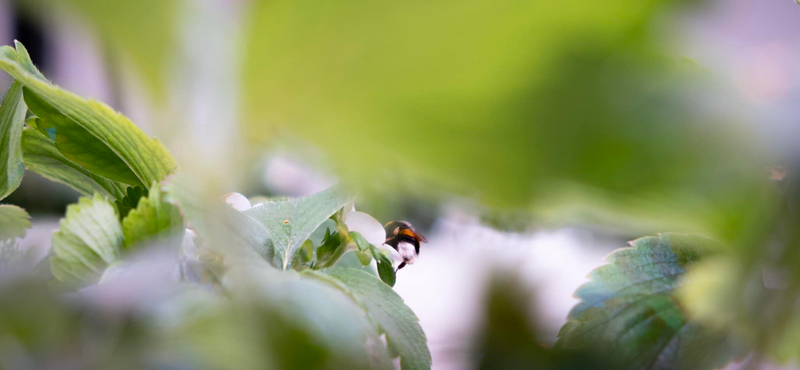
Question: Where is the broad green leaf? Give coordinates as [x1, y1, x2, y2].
[321, 267, 431, 370]
[23, 88, 144, 187]
[376, 257, 395, 287]
[0, 81, 27, 200]
[21, 127, 128, 200]
[245, 187, 349, 269]
[555, 233, 744, 370]
[165, 174, 273, 261]
[0, 204, 31, 243]
[50, 194, 123, 286]
[121, 184, 183, 249]
[0, 42, 177, 188]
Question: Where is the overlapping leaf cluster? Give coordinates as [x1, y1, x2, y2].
[0, 41, 430, 370]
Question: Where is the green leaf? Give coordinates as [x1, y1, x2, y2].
[0, 42, 177, 188]
[121, 184, 183, 249]
[0, 204, 31, 243]
[165, 174, 273, 261]
[555, 233, 744, 370]
[0, 81, 27, 200]
[245, 187, 349, 269]
[23, 88, 144, 187]
[49, 194, 123, 286]
[21, 127, 128, 200]
[376, 257, 396, 287]
[321, 267, 431, 370]
[114, 186, 147, 219]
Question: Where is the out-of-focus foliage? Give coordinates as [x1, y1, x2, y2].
[0, 204, 30, 243]
[679, 168, 800, 364]
[319, 267, 431, 370]
[49, 194, 123, 285]
[121, 184, 183, 248]
[0, 81, 26, 200]
[556, 233, 745, 370]
[476, 272, 608, 370]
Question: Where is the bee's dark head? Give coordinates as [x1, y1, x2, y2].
[384, 220, 427, 248]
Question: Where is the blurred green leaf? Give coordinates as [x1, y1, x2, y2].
[0, 81, 27, 200]
[556, 233, 745, 370]
[50, 194, 123, 286]
[0, 42, 178, 188]
[245, 187, 349, 269]
[21, 127, 129, 199]
[114, 185, 147, 219]
[241, 0, 767, 243]
[0, 204, 31, 243]
[321, 267, 431, 370]
[122, 184, 183, 249]
[23, 87, 144, 187]
[165, 174, 273, 261]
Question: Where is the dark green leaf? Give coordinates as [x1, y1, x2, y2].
[0, 81, 27, 200]
[376, 257, 395, 287]
[245, 187, 349, 269]
[322, 267, 431, 370]
[21, 127, 128, 200]
[121, 184, 183, 249]
[555, 233, 744, 370]
[114, 186, 147, 219]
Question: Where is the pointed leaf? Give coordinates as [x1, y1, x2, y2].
[555, 233, 744, 370]
[245, 187, 349, 269]
[122, 184, 183, 249]
[21, 127, 128, 199]
[0, 204, 31, 243]
[376, 256, 396, 287]
[0, 81, 27, 200]
[321, 267, 431, 370]
[49, 194, 123, 286]
[0, 42, 177, 188]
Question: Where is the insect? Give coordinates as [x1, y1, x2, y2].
[383, 220, 427, 271]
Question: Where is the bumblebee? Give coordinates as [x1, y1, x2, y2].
[383, 221, 427, 271]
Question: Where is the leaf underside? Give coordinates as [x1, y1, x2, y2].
[0, 204, 31, 243]
[0, 81, 27, 200]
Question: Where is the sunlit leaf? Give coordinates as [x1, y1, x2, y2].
[556, 233, 745, 370]
[21, 127, 128, 200]
[23, 88, 144, 187]
[0, 81, 27, 200]
[245, 187, 349, 269]
[122, 184, 183, 249]
[0, 42, 177, 188]
[320, 267, 431, 370]
[50, 194, 123, 286]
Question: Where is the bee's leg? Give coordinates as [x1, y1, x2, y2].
[395, 262, 406, 272]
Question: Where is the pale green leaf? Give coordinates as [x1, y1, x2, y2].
[50, 194, 123, 286]
[23, 88, 144, 187]
[21, 127, 128, 200]
[0, 42, 177, 188]
[121, 184, 183, 248]
[165, 174, 273, 261]
[555, 233, 744, 370]
[321, 267, 431, 370]
[0, 204, 31, 243]
[245, 187, 349, 269]
[0, 81, 27, 200]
